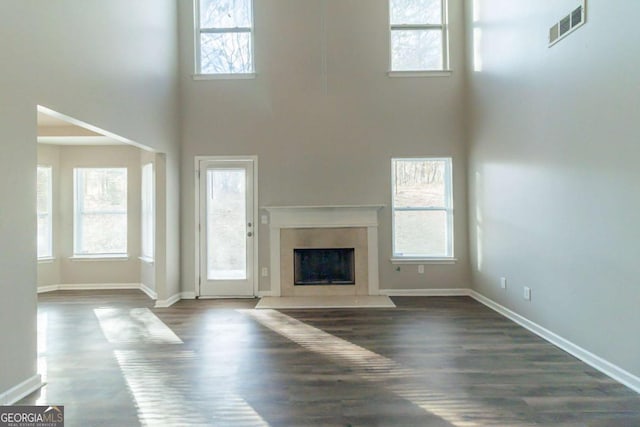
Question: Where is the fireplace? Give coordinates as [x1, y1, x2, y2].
[294, 248, 355, 285]
[264, 205, 383, 297]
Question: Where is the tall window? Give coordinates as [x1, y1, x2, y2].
[141, 163, 155, 260]
[74, 168, 128, 256]
[392, 158, 453, 258]
[37, 165, 53, 259]
[196, 0, 254, 75]
[389, 0, 449, 72]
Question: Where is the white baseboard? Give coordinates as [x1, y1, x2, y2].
[469, 290, 640, 394]
[139, 284, 158, 300]
[38, 283, 157, 300]
[40, 283, 141, 291]
[180, 292, 196, 300]
[379, 288, 471, 297]
[0, 374, 43, 405]
[155, 293, 181, 308]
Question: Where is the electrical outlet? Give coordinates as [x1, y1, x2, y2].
[261, 267, 268, 277]
[523, 286, 531, 301]
[418, 265, 424, 274]
[500, 277, 507, 289]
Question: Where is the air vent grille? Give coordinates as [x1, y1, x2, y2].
[549, 24, 559, 43]
[571, 6, 583, 27]
[549, 1, 586, 47]
[559, 15, 571, 36]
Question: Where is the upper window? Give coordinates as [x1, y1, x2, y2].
[37, 165, 53, 259]
[196, 0, 254, 75]
[389, 0, 449, 72]
[392, 158, 453, 258]
[141, 163, 155, 260]
[74, 168, 128, 256]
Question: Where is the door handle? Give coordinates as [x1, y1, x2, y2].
[247, 232, 253, 237]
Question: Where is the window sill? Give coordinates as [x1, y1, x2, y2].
[139, 256, 155, 265]
[387, 70, 452, 78]
[38, 257, 55, 264]
[70, 255, 129, 262]
[390, 257, 457, 265]
[193, 73, 256, 81]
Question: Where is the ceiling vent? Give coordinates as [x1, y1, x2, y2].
[549, 1, 586, 47]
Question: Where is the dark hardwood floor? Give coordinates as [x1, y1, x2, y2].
[19, 290, 640, 426]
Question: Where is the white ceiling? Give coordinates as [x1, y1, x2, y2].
[37, 111, 126, 146]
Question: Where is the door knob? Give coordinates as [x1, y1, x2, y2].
[247, 232, 253, 237]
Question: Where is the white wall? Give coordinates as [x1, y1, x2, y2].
[178, 0, 470, 295]
[467, 0, 640, 378]
[0, 0, 179, 400]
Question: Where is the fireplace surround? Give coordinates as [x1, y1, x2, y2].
[264, 205, 383, 297]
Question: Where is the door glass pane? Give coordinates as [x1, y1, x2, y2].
[207, 168, 247, 280]
[394, 210, 447, 256]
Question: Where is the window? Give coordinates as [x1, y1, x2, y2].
[392, 158, 453, 258]
[389, 0, 449, 72]
[74, 168, 127, 256]
[37, 165, 53, 259]
[195, 0, 254, 75]
[141, 163, 154, 260]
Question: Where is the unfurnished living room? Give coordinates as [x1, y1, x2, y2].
[1, 0, 639, 426]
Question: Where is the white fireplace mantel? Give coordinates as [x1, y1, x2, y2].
[263, 205, 384, 297]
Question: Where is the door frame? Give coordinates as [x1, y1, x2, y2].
[194, 155, 259, 298]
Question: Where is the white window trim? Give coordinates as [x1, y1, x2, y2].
[73, 168, 128, 257]
[37, 165, 53, 260]
[69, 255, 129, 261]
[391, 157, 455, 260]
[390, 257, 457, 265]
[388, 0, 451, 74]
[194, 0, 256, 77]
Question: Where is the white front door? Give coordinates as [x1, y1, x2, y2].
[198, 158, 256, 297]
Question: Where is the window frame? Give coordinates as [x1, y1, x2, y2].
[194, 0, 256, 78]
[388, 0, 451, 76]
[141, 163, 155, 261]
[37, 165, 53, 260]
[73, 167, 128, 257]
[391, 157, 454, 261]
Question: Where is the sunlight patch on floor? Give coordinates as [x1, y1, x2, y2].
[94, 308, 183, 344]
[114, 350, 268, 427]
[114, 350, 208, 426]
[243, 309, 524, 427]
